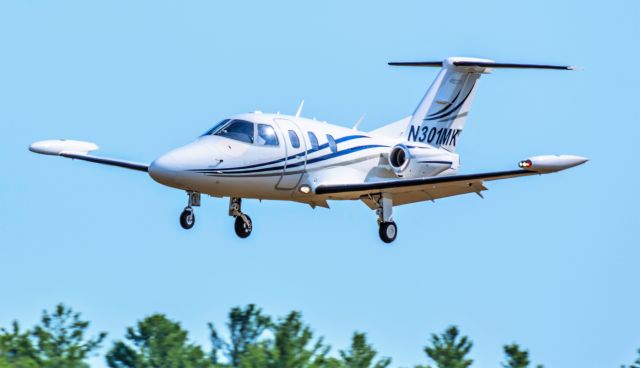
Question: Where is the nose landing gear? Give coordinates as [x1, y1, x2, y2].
[229, 197, 252, 238]
[179, 191, 200, 230]
[180, 207, 195, 229]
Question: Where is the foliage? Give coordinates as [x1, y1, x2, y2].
[339, 332, 391, 368]
[105, 314, 210, 368]
[0, 303, 574, 368]
[237, 311, 336, 368]
[419, 325, 473, 368]
[502, 344, 530, 368]
[502, 343, 544, 368]
[0, 304, 105, 368]
[209, 304, 271, 366]
[0, 321, 40, 368]
[32, 303, 107, 368]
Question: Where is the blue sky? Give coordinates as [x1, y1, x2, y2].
[0, 1, 638, 367]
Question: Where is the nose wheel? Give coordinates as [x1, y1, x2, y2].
[179, 191, 200, 230]
[180, 207, 195, 229]
[234, 215, 252, 238]
[229, 197, 252, 238]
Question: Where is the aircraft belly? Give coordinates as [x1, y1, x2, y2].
[188, 173, 297, 200]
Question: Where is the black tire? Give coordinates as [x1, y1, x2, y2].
[234, 215, 252, 238]
[180, 208, 195, 229]
[378, 221, 397, 243]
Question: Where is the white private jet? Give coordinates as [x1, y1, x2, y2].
[30, 57, 587, 243]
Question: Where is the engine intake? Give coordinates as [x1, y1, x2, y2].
[388, 144, 458, 178]
[389, 145, 410, 172]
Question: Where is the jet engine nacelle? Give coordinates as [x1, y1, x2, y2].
[388, 144, 458, 178]
[518, 155, 588, 173]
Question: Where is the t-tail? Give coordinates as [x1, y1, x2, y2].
[390, 57, 574, 152]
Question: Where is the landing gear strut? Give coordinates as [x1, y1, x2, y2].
[375, 193, 397, 243]
[229, 197, 252, 238]
[180, 191, 200, 230]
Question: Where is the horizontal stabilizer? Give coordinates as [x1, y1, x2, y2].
[389, 60, 574, 70]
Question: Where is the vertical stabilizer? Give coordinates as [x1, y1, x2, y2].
[389, 57, 573, 151]
[401, 57, 490, 152]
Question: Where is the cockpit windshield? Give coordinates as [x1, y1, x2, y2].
[201, 119, 230, 136]
[215, 120, 254, 144]
[201, 119, 279, 146]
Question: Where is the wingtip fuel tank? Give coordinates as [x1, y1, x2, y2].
[518, 155, 588, 173]
[29, 139, 99, 156]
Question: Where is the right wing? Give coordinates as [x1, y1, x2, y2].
[314, 155, 587, 207]
[29, 139, 148, 172]
[315, 169, 537, 206]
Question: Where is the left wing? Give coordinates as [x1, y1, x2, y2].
[314, 155, 587, 207]
[29, 139, 148, 172]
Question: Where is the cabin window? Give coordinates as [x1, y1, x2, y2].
[307, 132, 319, 150]
[288, 130, 300, 148]
[327, 134, 338, 153]
[201, 119, 230, 136]
[215, 119, 254, 144]
[256, 124, 279, 146]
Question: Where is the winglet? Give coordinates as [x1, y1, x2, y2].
[295, 100, 304, 118]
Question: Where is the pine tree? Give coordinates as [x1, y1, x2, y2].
[209, 304, 271, 366]
[502, 343, 544, 368]
[106, 314, 210, 368]
[32, 304, 106, 368]
[419, 326, 472, 368]
[339, 332, 390, 368]
[0, 321, 39, 368]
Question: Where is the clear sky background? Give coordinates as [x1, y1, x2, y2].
[1, 1, 638, 367]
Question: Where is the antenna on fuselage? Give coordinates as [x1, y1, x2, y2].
[352, 113, 366, 130]
[295, 100, 304, 118]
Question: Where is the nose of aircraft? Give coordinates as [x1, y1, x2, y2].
[148, 149, 185, 188]
[148, 140, 218, 189]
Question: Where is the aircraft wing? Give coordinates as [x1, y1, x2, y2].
[29, 139, 148, 172]
[314, 155, 587, 207]
[314, 169, 536, 206]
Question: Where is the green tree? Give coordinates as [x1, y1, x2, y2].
[622, 348, 640, 368]
[237, 311, 336, 368]
[502, 344, 543, 368]
[32, 303, 106, 368]
[419, 326, 472, 368]
[209, 304, 271, 366]
[0, 321, 40, 368]
[339, 332, 390, 368]
[106, 314, 210, 368]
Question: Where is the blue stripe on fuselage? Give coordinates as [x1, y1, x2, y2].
[200, 144, 388, 175]
[192, 134, 371, 173]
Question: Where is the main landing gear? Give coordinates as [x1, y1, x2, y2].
[375, 193, 397, 243]
[178, 192, 253, 239]
[229, 197, 252, 238]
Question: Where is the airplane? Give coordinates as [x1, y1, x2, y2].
[29, 57, 587, 243]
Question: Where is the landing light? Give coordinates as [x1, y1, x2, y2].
[299, 185, 311, 194]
